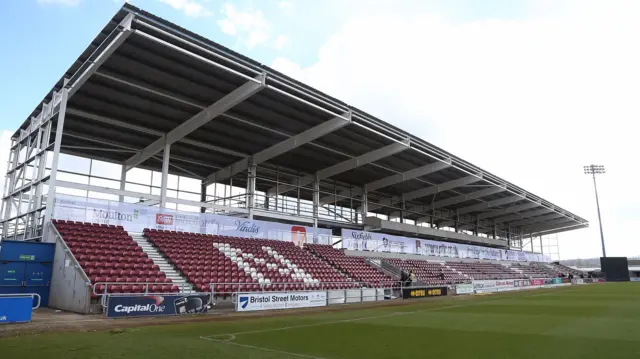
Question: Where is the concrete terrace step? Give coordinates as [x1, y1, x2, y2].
[130, 233, 195, 294]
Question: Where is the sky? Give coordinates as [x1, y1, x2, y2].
[1, 0, 639, 259]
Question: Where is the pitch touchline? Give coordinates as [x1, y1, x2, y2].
[200, 336, 326, 359]
[200, 302, 467, 341]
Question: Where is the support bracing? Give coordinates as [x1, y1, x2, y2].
[124, 73, 266, 171]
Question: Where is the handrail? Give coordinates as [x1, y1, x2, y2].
[91, 281, 191, 297]
[49, 221, 92, 285]
[207, 280, 402, 300]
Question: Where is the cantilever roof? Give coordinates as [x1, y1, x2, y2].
[13, 3, 588, 237]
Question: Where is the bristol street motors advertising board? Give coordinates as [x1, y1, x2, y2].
[236, 291, 327, 312]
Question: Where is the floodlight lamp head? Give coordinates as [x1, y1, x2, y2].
[583, 164, 605, 175]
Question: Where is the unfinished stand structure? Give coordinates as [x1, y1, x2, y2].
[1, 4, 588, 255]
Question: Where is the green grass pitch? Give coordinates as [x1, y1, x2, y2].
[1, 283, 639, 358]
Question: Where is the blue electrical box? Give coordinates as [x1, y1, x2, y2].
[0, 241, 54, 307]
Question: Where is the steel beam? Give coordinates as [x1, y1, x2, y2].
[124, 73, 266, 170]
[67, 108, 247, 159]
[368, 174, 482, 212]
[437, 195, 525, 228]
[527, 222, 589, 236]
[456, 194, 525, 215]
[476, 201, 541, 220]
[477, 212, 564, 234]
[416, 185, 506, 223]
[456, 201, 542, 231]
[519, 220, 582, 235]
[505, 213, 565, 228]
[266, 139, 410, 197]
[491, 208, 552, 225]
[319, 159, 451, 206]
[205, 112, 351, 185]
[67, 13, 134, 98]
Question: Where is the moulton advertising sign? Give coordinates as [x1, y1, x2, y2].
[53, 194, 332, 245]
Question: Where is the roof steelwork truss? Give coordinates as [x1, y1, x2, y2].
[6, 3, 589, 239]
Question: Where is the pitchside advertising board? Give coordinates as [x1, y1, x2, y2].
[236, 291, 327, 312]
[0, 296, 33, 324]
[455, 283, 474, 295]
[402, 286, 448, 299]
[341, 229, 550, 262]
[53, 194, 332, 245]
[106, 294, 211, 318]
[471, 278, 566, 294]
[473, 279, 518, 293]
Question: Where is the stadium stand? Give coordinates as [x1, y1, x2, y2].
[305, 244, 399, 288]
[53, 220, 178, 296]
[446, 261, 525, 280]
[549, 263, 585, 277]
[384, 258, 468, 285]
[144, 229, 354, 295]
[510, 263, 557, 278]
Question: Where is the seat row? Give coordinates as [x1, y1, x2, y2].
[55, 221, 177, 296]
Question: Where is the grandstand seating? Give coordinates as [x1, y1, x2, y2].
[446, 262, 525, 280]
[549, 263, 585, 277]
[510, 263, 558, 278]
[52, 220, 178, 296]
[144, 229, 354, 295]
[385, 258, 468, 285]
[305, 244, 399, 287]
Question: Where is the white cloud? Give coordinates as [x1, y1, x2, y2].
[277, 0, 295, 14]
[272, 0, 640, 259]
[37, 0, 81, 6]
[273, 34, 290, 50]
[157, 0, 212, 18]
[217, 3, 272, 49]
[0, 131, 12, 197]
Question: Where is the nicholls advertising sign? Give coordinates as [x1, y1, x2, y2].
[342, 229, 550, 263]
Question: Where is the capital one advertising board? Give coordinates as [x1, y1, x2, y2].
[53, 194, 332, 245]
[106, 294, 211, 318]
[236, 291, 327, 312]
[341, 229, 550, 262]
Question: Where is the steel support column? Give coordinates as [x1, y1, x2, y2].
[43, 88, 69, 229]
[361, 191, 368, 224]
[118, 165, 127, 202]
[200, 183, 207, 214]
[246, 163, 256, 219]
[160, 139, 170, 208]
[313, 173, 320, 228]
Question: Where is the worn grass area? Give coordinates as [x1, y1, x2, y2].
[1, 283, 638, 359]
